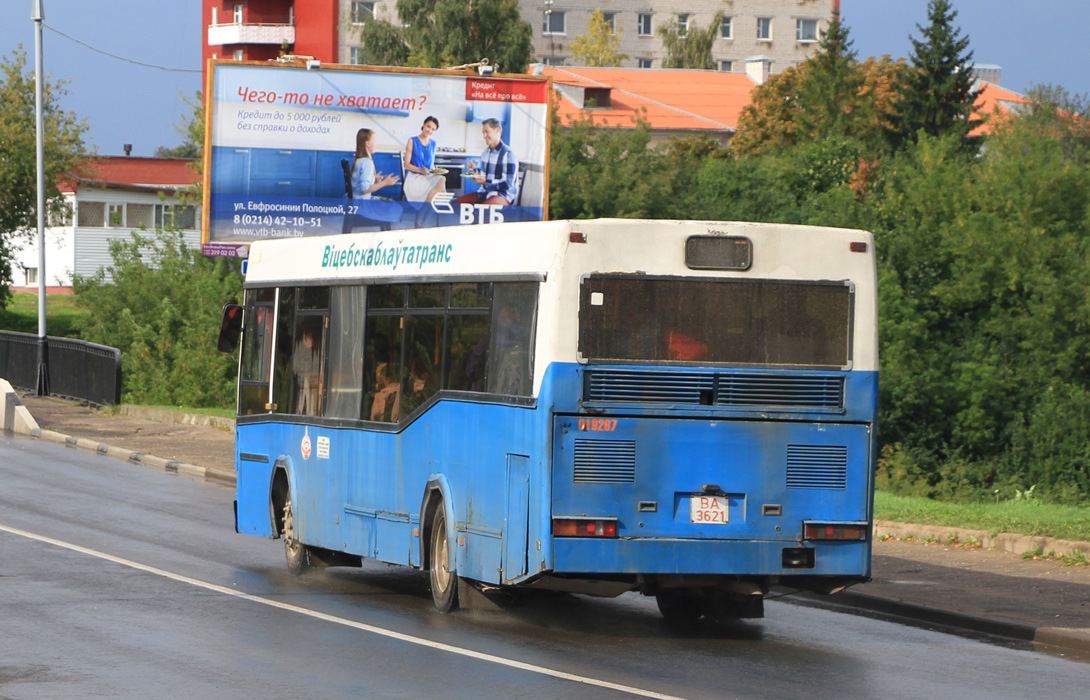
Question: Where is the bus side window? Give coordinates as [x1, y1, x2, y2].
[445, 314, 489, 392]
[292, 314, 326, 416]
[485, 283, 537, 396]
[365, 313, 402, 422]
[324, 286, 366, 420]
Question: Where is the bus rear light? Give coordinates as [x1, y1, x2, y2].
[850, 241, 868, 253]
[552, 518, 618, 538]
[803, 522, 868, 541]
[570, 232, 587, 243]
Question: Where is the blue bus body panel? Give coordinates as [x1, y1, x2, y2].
[234, 363, 877, 585]
[234, 398, 550, 585]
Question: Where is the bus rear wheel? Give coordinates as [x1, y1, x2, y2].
[429, 509, 459, 613]
[283, 499, 311, 576]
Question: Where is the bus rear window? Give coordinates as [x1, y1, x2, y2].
[579, 276, 852, 367]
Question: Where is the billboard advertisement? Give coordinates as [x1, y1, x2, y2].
[202, 61, 551, 257]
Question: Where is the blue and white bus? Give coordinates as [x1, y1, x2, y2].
[219, 219, 878, 620]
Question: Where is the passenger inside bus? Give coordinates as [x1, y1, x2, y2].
[369, 362, 401, 422]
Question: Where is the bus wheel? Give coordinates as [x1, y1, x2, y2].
[655, 590, 701, 626]
[283, 499, 311, 576]
[429, 509, 459, 613]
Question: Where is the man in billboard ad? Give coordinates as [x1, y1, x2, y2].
[202, 62, 550, 257]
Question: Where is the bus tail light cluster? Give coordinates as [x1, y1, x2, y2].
[552, 517, 618, 538]
[803, 522, 868, 541]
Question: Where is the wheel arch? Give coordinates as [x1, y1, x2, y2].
[420, 474, 455, 572]
[269, 457, 295, 539]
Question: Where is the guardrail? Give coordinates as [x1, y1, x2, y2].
[0, 331, 122, 406]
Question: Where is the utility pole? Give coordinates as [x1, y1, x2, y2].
[33, 0, 49, 396]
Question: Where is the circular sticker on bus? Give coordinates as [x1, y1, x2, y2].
[301, 427, 312, 460]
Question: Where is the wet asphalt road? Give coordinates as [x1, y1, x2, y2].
[1, 434, 1087, 700]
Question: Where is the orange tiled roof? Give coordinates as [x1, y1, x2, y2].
[971, 82, 1032, 137]
[60, 156, 199, 193]
[539, 66, 758, 133]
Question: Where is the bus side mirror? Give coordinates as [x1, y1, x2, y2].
[218, 302, 243, 352]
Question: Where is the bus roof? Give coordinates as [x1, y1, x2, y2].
[242, 219, 874, 288]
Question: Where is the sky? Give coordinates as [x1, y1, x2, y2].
[0, 1, 1087, 157]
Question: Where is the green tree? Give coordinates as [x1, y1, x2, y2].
[357, 0, 533, 73]
[569, 10, 628, 67]
[658, 12, 723, 70]
[733, 23, 906, 156]
[886, 0, 981, 149]
[797, 11, 865, 140]
[0, 48, 88, 310]
[154, 92, 204, 160]
[73, 229, 243, 408]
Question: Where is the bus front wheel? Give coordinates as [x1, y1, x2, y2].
[429, 509, 459, 613]
[283, 499, 311, 576]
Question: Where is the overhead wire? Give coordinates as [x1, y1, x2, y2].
[44, 23, 201, 74]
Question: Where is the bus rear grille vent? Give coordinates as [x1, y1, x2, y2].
[587, 369, 843, 409]
[786, 445, 847, 490]
[573, 439, 636, 484]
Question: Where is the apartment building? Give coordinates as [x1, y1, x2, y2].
[204, 1, 837, 78]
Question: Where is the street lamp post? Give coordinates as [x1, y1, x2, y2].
[32, 0, 49, 396]
[543, 1, 554, 64]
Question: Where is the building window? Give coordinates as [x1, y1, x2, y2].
[127, 203, 155, 229]
[638, 13, 652, 36]
[543, 10, 565, 35]
[25, 268, 38, 285]
[108, 203, 124, 228]
[797, 18, 818, 42]
[233, 49, 244, 61]
[757, 17, 772, 41]
[46, 203, 72, 227]
[351, 2, 374, 26]
[638, 58, 653, 69]
[156, 204, 197, 230]
[601, 12, 615, 32]
[677, 13, 689, 38]
[542, 56, 566, 66]
[233, 4, 243, 24]
[721, 16, 732, 40]
[78, 202, 105, 227]
[350, 47, 366, 65]
[718, 60, 733, 72]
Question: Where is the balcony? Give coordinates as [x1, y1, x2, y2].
[208, 12, 295, 47]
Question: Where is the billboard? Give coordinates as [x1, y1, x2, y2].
[202, 61, 551, 257]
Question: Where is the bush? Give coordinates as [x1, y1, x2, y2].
[72, 229, 242, 408]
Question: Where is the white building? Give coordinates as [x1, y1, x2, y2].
[12, 156, 201, 291]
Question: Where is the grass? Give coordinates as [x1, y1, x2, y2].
[875, 490, 1090, 543]
[0, 293, 88, 337]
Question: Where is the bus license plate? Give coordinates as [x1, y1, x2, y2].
[690, 495, 729, 524]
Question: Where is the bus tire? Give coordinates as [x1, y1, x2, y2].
[429, 509, 459, 613]
[283, 499, 311, 576]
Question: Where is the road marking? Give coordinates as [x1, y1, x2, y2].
[0, 522, 687, 700]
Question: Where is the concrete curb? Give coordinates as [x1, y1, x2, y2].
[783, 588, 1090, 656]
[118, 404, 235, 431]
[1, 383, 237, 487]
[874, 520, 1090, 561]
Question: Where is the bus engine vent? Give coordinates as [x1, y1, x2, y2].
[573, 439, 637, 484]
[586, 369, 843, 409]
[786, 445, 848, 490]
[717, 375, 843, 408]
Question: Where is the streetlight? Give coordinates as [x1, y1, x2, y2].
[543, 1, 554, 64]
[32, 0, 49, 396]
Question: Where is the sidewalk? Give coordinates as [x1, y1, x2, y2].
[7, 390, 1090, 658]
